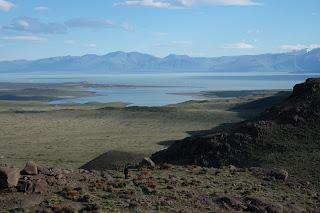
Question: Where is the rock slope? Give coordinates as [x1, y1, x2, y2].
[0, 162, 319, 212]
[151, 78, 320, 186]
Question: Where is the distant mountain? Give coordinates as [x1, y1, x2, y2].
[0, 49, 319, 73]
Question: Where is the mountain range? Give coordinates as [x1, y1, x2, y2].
[0, 48, 319, 73]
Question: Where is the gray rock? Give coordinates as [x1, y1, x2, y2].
[22, 161, 38, 175]
[0, 166, 21, 188]
[139, 157, 156, 169]
[17, 179, 34, 193]
[268, 169, 289, 181]
[250, 167, 289, 181]
[33, 179, 48, 194]
[266, 203, 284, 213]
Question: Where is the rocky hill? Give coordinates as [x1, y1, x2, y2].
[151, 78, 320, 186]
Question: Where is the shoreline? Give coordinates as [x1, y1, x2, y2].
[0, 81, 291, 107]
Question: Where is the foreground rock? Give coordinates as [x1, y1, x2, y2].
[139, 157, 156, 169]
[33, 179, 48, 194]
[0, 166, 20, 188]
[213, 194, 288, 212]
[250, 167, 289, 181]
[0, 162, 318, 212]
[22, 161, 38, 175]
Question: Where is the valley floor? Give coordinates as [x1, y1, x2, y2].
[0, 82, 286, 169]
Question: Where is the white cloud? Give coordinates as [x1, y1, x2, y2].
[34, 6, 49, 11]
[65, 18, 133, 31]
[1, 17, 67, 34]
[222, 42, 254, 49]
[309, 44, 320, 49]
[115, 0, 171, 8]
[180, 0, 261, 6]
[4, 35, 47, 42]
[0, 0, 14, 11]
[1, 17, 132, 36]
[16, 20, 30, 29]
[86, 43, 97, 48]
[114, 0, 261, 8]
[280, 44, 320, 51]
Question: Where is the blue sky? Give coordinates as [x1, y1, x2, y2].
[0, 0, 319, 60]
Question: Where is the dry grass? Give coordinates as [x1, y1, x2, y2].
[0, 89, 284, 169]
[0, 98, 246, 168]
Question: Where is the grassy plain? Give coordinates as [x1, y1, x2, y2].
[0, 82, 287, 169]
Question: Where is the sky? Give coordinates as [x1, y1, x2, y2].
[0, 0, 319, 60]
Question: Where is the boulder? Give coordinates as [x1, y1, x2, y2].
[33, 179, 48, 194]
[17, 179, 34, 193]
[37, 165, 51, 175]
[0, 166, 21, 188]
[250, 167, 288, 181]
[228, 165, 242, 172]
[266, 203, 284, 213]
[101, 171, 113, 181]
[268, 169, 288, 181]
[139, 157, 156, 169]
[214, 194, 246, 211]
[22, 161, 38, 175]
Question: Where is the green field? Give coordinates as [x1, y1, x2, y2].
[0, 82, 287, 169]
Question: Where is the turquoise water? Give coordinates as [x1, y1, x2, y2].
[0, 72, 318, 106]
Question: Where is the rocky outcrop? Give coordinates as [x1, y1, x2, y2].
[22, 161, 38, 175]
[151, 78, 320, 172]
[0, 167, 21, 188]
[0, 162, 317, 212]
[211, 193, 306, 213]
[33, 179, 48, 194]
[263, 78, 320, 124]
[0, 162, 51, 194]
[151, 132, 256, 168]
[139, 157, 156, 169]
[249, 167, 289, 181]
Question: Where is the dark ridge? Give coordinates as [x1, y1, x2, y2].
[151, 78, 320, 186]
[262, 78, 320, 123]
[230, 91, 291, 112]
[80, 150, 145, 170]
[229, 91, 291, 119]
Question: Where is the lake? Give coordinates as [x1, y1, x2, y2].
[0, 72, 319, 106]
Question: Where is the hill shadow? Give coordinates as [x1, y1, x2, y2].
[230, 91, 291, 119]
[157, 122, 236, 148]
[80, 150, 146, 170]
[82, 91, 293, 171]
[156, 92, 292, 148]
